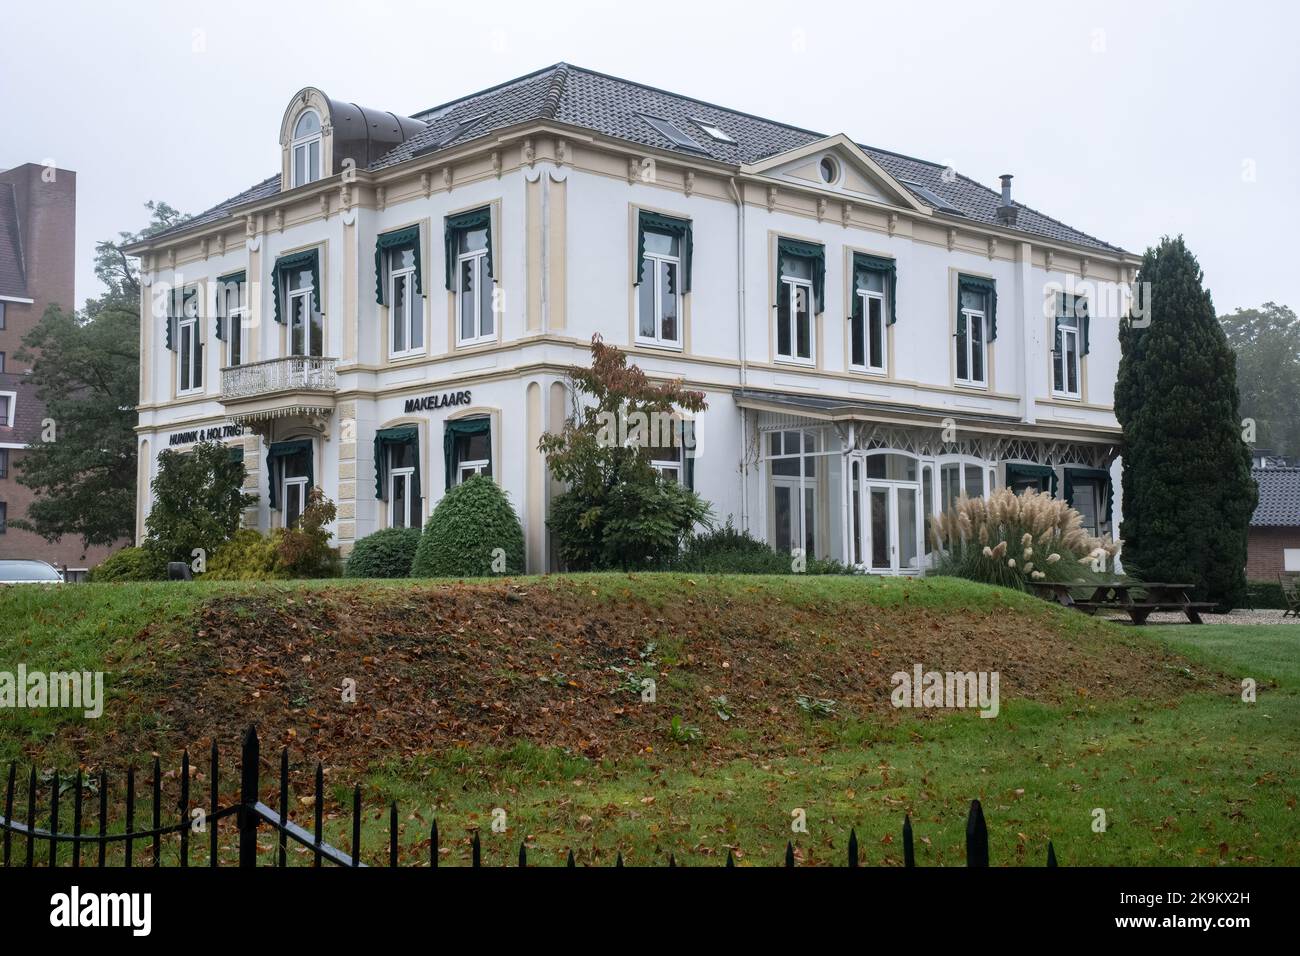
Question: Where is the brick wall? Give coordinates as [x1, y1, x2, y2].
[1246, 526, 1300, 579]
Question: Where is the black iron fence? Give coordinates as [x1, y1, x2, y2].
[0, 727, 1058, 867]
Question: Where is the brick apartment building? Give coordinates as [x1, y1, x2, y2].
[0, 162, 115, 577]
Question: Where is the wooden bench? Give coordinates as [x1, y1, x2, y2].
[1026, 579, 1212, 625]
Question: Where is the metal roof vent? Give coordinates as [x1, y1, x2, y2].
[996, 174, 1018, 226]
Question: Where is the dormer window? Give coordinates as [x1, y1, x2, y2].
[291, 110, 323, 187]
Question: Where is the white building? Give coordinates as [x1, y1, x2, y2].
[127, 64, 1138, 573]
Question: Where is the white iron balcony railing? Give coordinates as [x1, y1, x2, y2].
[221, 356, 338, 401]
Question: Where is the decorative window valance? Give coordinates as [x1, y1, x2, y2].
[636, 211, 693, 292]
[375, 226, 422, 305]
[271, 249, 321, 324]
[777, 237, 825, 314]
[958, 274, 997, 341]
[374, 425, 420, 501]
[444, 208, 492, 291]
[852, 253, 897, 326]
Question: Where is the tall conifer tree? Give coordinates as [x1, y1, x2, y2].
[1115, 236, 1255, 608]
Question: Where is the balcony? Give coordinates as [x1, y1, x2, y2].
[220, 356, 338, 435]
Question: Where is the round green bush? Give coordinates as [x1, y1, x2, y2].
[204, 529, 289, 580]
[345, 527, 422, 578]
[88, 546, 167, 582]
[411, 476, 525, 577]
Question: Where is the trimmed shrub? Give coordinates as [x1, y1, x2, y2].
[88, 546, 167, 582]
[411, 476, 525, 577]
[345, 527, 422, 578]
[1245, 579, 1285, 610]
[674, 521, 852, 575]
[204, 529, 289, 580]
[275, 488, 340, 578]
[930, 487, 1120, 590]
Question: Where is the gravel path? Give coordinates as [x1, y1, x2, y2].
[1094, 608, 1299, 626]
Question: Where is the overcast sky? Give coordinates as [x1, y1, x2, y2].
[3, 0, 1296, 315]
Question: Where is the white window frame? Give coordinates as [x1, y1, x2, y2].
[852, 289, 888, 374]
[636, 241, 683, 349]
[956, 307, 987, 387]
[455, 246, 494, 347]
[290, 111, 323, 188]
[286, 276, 321, 358]
[221, 283, 247, 368]
[777, 276, 815, 365]
[282, 476, 308, 528]
[177, 304, 202, 395]
[457, 458, 490, 484]
[389, 257, 423, 357]
[0, 390, 15, 428]
[388, 464, 419, 528]
[1053, 308, 1082, 398]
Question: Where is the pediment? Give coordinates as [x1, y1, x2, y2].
[742, 134, 929, 213]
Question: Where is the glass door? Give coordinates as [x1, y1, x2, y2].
[867, 484, 893, 571]
[852, 460, 925, 574]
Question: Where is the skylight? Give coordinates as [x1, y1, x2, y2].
[638, 114, 707, 153]
[691, 118, 735, 143]
[900, 179, 962, 213]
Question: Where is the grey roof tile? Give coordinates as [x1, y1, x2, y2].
[142, 63, 1126, 254]
[1251, 467, 1300, 527]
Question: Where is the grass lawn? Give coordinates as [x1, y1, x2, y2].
[0, 575, 1295, 866]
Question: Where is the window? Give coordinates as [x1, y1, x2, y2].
[1064, 467, 1110, 536]
[388, 243, 423, 356]
[1284, 549, 1300, 572]
[852, 269, 888, 373]
[0, 448, 7, 478]
[0, 352, 5, 372]
[767, 430, 820, 557]
[0, 394, 10, 426]
[648, 420, 695, 487]
[177, 288, 203, 393]
[446, 417, 492, 487]
[692, 119, 734, 143]
[638, 230, 682, 347]
[217, 274, 247, 367]
[291, 110, 323, 188]
[819, 156, 839, 184]
[637, 114, 707, 153]
[0, 302, 5, 329]
[0, 502, 6, 534]
[939, 458, 990, 513]
[286, 265, 322, 357]
[778, 257, 814, 364]
[388, 441, 420, 528]
[1072, 480, 1101, 535]
[956, 287, 987, 386]
[281, 448, 311, 528]
[454, 221, 494, 346]
[1053, 294, 1087, 397]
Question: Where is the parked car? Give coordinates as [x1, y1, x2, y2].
[0, 559, 65, 584]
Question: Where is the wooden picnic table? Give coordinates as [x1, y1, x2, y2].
[1025, 580, 1215, 625]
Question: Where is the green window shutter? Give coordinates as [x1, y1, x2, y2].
[777, 237, 825, 314]
[682, 420, 696, 491]
[443, 416, 491, 490]
[958, 274, 998, 341]
[1005, 462, 1058, 496]
[165, 315, 176, 351]
[853, 253, 897, 325]
[1063, 466, 1112, 523]
[214, 271, 245, 342]
[373, 425, 420, 501]
[1079, 296, 1090, 356]
[636, 211, 693, 292]
[374, 226, 422, 305]
[265, 439, 314, 510]
[271, 249, 321, 325]
[444, 208, 492, 291]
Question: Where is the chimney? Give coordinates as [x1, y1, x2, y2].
[996, 173, 1018, 226]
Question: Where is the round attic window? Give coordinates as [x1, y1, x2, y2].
[819, 156, 839, 184]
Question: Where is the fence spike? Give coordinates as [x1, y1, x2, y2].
[430, 818, 438, 868]
[725, 850, 734, 868]
[351, 784, 362, 867]
[97, 770, 107, 867]
[848, 827, 859, 868]
[313, 762, 323, 868]
[615, 851, 623, 868]
[785, 841, 794, 867]
[278, 748, 290, 868]
[2, 763, 13, 867]
[209, 741, 219, 868]
[668, 853, 676, 868]
[566, 849, 575, 868]
[390, 802, 399, 868]
[903, 814, 915, 868]
[1047, 841, 1058, 867]
[48, 770, 59, 868]
[72, 770, 83, 869]
[965, 799, 989, 867]
[471, 830, 481, 868]
[25, 765, 36, 867]
[179, 751, 190, 868]
[151, 756, 161, 867]
[518, 843, 526, 868]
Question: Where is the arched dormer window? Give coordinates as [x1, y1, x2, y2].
[291, 110, 323, 187]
